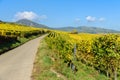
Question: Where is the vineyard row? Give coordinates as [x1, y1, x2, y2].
[45, 31, 120, 80]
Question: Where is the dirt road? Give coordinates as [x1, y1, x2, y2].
[0, 35, 46, 80]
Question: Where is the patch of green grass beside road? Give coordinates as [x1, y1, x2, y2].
[32, 40, 62, 80]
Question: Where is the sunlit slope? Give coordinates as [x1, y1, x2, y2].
[0, 22, 47, 38]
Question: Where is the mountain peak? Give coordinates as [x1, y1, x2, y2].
[16, 19, 49, 28]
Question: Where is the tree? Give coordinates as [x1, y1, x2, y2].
[71, 29, 78, 34]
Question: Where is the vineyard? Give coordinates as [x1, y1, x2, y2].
[45, 31, 120, 80]
[0, 22, 48, 41]
[1, 21, 120, 79]
[0, 22, 48, 53]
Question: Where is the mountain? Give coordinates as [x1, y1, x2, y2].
[16, 19, 49, 28]
[15, 19, 120, 33]
[55, 26, 120, 33]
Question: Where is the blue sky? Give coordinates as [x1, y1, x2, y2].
[0, 0, 120, 30]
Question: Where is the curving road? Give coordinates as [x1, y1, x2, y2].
[0, 35, 46, 80]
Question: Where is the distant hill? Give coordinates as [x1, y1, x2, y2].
[0, 20, 3, 22]
[55, 26, 120, 33]
[16, 19, 49, 28]
[15, 19, 120, 33]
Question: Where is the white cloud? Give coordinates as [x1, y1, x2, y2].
[14, 11, 47, 21]
[99, 17, 105, 22]
[86, 16, 96, 22]
[14, 11, 38, 20]
[75, 18, 80, 22]
[86, 16, 106, 22]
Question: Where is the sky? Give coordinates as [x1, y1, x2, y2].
[0, 0, 120, 30]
